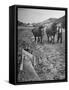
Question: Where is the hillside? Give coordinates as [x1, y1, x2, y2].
[18, 20, 28, 26]
[18, 20, 24, 26]
[41, 18, 57, 25]
[32, 18, 57, 27]
[56, 16, 65, 28]
[32, 16, 65, 28]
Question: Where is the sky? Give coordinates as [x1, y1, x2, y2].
[18, 8, 65, 23]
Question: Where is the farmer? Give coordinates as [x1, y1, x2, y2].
[57, 25, 62, 43]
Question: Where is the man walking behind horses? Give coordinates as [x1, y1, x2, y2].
[57, 25, 62, 43]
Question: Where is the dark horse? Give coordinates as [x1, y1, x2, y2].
[32, 26, 43, 43]
[46, 23, 57, 44]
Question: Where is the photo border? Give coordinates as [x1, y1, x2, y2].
[15, 5, 67, 85]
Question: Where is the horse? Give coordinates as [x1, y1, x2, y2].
[32, 26, 44, 43]
[46, 23, 57, 44]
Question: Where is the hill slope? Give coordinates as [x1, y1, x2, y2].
[56, 16, 65, 28]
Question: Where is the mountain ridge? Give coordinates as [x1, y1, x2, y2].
[18, 15, 65, 28]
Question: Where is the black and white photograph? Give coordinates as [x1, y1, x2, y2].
[17, 7, 67, 83]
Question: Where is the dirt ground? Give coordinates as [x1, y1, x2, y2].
[18, 26, 65, 81]
[34, 42, 65, 80]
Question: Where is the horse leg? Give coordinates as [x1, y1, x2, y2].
[41, 36, 42, 43]
[35, 36, 36, 42]
[51, 36, 53, 44]
[47, 35, 49, 43]
[51, 35, 53, 44]
[60, 35, 62, 43]
[57, 35, 59, 43]
[49, 36, 51, 43]
[53, 36, 55, 44]
[38, 37, 40, 42]
[50, 36, 52, 43]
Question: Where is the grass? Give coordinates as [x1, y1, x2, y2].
[17, 25, 65, 82]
